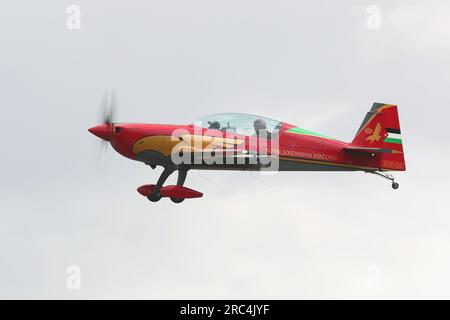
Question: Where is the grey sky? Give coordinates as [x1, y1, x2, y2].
[1, 0, 450, 299]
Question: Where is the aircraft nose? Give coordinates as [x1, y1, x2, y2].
[88, 124, 113, 141]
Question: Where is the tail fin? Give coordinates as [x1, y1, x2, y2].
[352, 103, 406, 171]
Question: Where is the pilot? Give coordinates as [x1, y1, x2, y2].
[208, 121, 220, 130]
[253, 118, 271, 139]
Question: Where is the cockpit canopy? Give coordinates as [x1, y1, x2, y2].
[194, 113, 282, 137]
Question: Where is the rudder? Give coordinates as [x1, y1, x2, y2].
[352, 103, 405, 171]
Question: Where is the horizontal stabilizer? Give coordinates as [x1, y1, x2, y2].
[343, 146, 398, 154]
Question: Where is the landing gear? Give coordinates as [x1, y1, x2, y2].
[146, 167, 189, 203]
[170, 169, 188, 203]
[170, 197, 185, 203]
[147, 192, 161, 202]
[366, 171, 399, 190]
[176, 169, 187, 186]
[146, 167, 174, 202]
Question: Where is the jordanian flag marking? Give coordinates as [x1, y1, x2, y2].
[384, 130, 402, 144]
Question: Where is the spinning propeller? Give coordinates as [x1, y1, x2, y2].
[89, 90, 117, 150]
[88, 90, 119, 170]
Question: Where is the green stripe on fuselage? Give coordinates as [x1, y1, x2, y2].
[384, 137, 402, 144]
[286, 127, 334, 140]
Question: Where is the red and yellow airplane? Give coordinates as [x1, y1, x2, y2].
[89, 100, 405, 203]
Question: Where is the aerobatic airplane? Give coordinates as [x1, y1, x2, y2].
[89, 97, 405, 203]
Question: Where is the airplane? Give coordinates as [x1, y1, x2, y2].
[89, 97, 405, 203]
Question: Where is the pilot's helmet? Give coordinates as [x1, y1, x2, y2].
[253, 118, 267, 132]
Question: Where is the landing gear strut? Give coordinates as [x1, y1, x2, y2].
[147, 167, 173, 202]
[366, 171, 399, 189]
[146, 167, 189, 203]
[170, 169, 188, 203]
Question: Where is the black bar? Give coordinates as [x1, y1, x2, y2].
[0, 300, 435, 318]
[385, 127, 401, 134]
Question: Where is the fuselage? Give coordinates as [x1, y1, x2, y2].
[89, 105, 406, 201]
[89, 121, 382, 172]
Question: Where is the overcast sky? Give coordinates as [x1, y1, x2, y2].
[1, 0, 450, 299]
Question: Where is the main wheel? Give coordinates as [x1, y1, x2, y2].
[147, 192, 162, 202]
[170, 197, 185, 203]
[392, 182, 399, 190]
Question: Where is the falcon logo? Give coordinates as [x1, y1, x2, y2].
[365, 122, 382, 144]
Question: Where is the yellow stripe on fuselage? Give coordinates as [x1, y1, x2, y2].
[132, 134, 244, 157]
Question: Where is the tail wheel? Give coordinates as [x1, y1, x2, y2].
[392, 182, 399, 190]
[170, 197, 185, 203]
